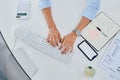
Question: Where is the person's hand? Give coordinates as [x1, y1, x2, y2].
[59, 32, 77, 54]
[47, 26, 61, 47]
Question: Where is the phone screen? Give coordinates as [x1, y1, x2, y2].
[78, 40, 98, 61]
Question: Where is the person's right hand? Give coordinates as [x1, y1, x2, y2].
[47, 26, 61, 47]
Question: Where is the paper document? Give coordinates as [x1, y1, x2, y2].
[99, 32, 120, 78]
[16, 0, 31, 20]
[105, 72, 120, 80]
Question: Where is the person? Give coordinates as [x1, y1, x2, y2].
[39, 0, 100, 54]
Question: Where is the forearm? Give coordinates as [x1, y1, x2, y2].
[76, 16, 91, 31]
[42, 7, 61, 47]
[42, 7, 56, 29]
[76, 0, 100, 31]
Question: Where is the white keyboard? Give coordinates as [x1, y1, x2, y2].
[20, 31, 73, 64]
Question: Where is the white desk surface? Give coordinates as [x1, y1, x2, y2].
[0, 0, 120, 80]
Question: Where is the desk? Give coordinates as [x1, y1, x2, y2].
[0, 0, 120, 80]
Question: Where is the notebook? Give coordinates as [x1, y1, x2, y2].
[81, 12, 120, 51]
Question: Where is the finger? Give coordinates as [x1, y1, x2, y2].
[58, 35, 62, 43]
[53, 33, 60, 46]
[59, 38, 62, 43]
[61, 37, 64, 43]
[59, 38, 65, 50]
[47, 35, 50, 42]
[50, 41, 56, 47]
[56, 34, 62, 46]
[48, 35, 53, 45]
[51, 41, 55, 47]
[49, 37, 53, 46]
[53, 36, 59, 47]
[69, 46, 73, 53]
[61, 44, 69, 54]
[54, 36, 59, 46]
[61, 40, 68, 54]
[52, 36, 58, 47]
[55, 38, 59, 46]
[54, 41, 58, 47]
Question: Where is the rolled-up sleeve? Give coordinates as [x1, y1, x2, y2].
[82, 0, 101, 20]
[39, 0, 51, 10]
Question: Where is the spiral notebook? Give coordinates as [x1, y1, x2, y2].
[81, 12, 120, 51]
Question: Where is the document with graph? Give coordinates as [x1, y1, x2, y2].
[81, 12, 120, 51]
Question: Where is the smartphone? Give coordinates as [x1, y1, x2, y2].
[77, 40, 98, 61]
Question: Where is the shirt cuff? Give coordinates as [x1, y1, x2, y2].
[82, 6, 99, 20]
[39, 1, 51, 10]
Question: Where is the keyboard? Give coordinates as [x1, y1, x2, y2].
[20, 31, 73, 64]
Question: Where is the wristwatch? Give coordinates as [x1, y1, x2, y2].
[72, 28, 81, 36]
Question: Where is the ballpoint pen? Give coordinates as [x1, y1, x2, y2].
[96, 27, 108, 37]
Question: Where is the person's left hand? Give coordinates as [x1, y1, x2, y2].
[59, 32, 77, 54]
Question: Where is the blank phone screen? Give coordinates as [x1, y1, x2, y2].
[78, 41, 98, 60]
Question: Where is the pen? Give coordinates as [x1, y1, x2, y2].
[96, 27, 108, 37]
